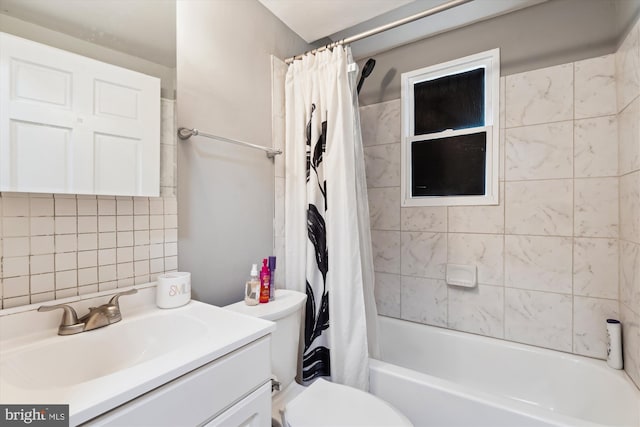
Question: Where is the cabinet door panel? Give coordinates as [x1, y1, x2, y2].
[93, 80, 139, 120]
[11, 120, 71, 192]
[94, 133, 141, 196]
[11, 59, 72, 108]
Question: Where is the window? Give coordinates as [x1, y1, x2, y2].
[401, 48, 500, 206]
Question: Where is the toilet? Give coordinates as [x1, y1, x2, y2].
[224, 289, 412, 427]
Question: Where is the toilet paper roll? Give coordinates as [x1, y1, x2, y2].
[156, 272, 191, 309]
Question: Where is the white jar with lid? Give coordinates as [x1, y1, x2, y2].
[156, 272, 191, 308]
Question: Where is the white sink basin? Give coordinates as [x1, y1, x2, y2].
[2, 313, 207, 388]
[0, 285, 275, 425]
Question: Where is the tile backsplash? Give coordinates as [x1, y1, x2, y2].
[360, 23, 640, 388]
[0, 99, 178, 309]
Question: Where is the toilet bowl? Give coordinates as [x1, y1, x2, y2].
[224, 289, 412, 427]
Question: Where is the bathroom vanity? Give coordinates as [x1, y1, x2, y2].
[0, 284, 274, 426]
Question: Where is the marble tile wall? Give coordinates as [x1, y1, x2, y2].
[361, 54, 622, 364]
[616, 18, 640, 388]
[0, 99, 179, 309]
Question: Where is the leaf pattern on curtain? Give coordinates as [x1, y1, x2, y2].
[303, 103, 330, 382]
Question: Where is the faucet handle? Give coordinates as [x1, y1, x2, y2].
[37, 304, 79, 326]
[108, 288, 138, 308]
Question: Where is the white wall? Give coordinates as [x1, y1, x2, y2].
[0, 13, 176, 99]
[176, 0, 309, 306]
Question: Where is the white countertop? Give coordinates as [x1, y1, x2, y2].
[0, 284, 275, 425]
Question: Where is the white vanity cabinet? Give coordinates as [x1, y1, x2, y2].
[0, 32, 160, 196]
[84, 337, 272, 427]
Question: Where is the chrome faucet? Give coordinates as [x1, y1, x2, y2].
[38, 289, 138, 335]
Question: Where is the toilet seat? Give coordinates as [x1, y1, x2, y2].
[284, 379, 413, 427]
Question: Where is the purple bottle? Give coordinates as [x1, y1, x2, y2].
[268, 256, 276, 301]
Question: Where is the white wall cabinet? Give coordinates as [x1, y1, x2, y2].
[0, 32, 160, 196]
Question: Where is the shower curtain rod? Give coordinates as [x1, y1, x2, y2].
[284, 0, 473, 64]
[177, 127, 282, 159]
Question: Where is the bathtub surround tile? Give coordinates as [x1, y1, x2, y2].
[364, 143, 401, 188]
[618, 98, 640, 175]
[400, 276, 447, 327]
[368, 187, 400, 231]
[505, 121, 573, 181]
[573, 238, 618, 299]
[505, 235, 572, 294]
[574, 178, 618, 238]
[354, 48, 638, 368]
[447, 233, 504, 286]
[401, 232, 446, 279]
[616, 20, 640, 112]
[448, 284, 504, 338]
[573, 296, 618, 359]
[620, 172, 640, 244]
[505, 63, 574, 127]
[371, 230, 400, 274]
[360, 99, 401, 146]
[574, 55, 617, 119]
[619, 241, 640, 310]
[400, 206, 446, 232]
[505, 288, 572, 352]
[620, 304, 640, 388]
[448, 183, 505, 234]
[574, 116, 618, 178]
[375, 273, 401, 318]
[505, 180, 572, 236]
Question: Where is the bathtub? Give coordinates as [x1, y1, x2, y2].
[369, 316, 640, 427]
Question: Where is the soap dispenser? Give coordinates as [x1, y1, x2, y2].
[244, 264, 260, 306]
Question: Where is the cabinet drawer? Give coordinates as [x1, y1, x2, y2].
[84, 336, 271, 426]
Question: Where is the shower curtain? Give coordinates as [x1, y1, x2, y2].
[284, 46, 379, 391]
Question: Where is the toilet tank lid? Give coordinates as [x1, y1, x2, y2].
[223, 289, 307, 321]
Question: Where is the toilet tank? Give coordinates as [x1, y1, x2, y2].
[224, 289, 307, 390]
